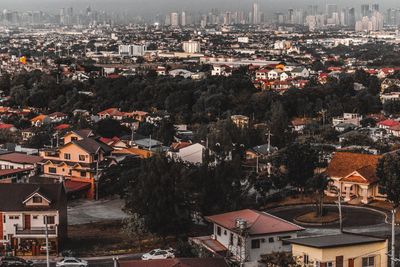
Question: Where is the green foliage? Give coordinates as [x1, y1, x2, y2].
[259, 252, 300, 267]
[94, 118, 130, 138]
[377, 153, 400, 208]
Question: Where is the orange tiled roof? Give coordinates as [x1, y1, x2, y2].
[326, 152, 381, 181]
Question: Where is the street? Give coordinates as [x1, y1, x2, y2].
[32, 254, 142, 267]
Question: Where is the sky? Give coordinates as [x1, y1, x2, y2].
[1, 0, 399, 15]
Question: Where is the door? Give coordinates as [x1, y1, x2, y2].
[24, 215, 31, 230]
[336, 256, 343, 267]
[348, 258, 354, 267]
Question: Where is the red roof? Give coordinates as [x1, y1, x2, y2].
[206, 209, 303, 236]
[378, 119, 400, 128]
[0, 168, 32, 177]
[0, 123, 14, 129]
[64, 180, 91, 193]
[98, 108, 125, 117]
[54, 124, 71, 131]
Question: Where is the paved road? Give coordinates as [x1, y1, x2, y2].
[68, 198, 128, 225]
[32, 254, 142, 267]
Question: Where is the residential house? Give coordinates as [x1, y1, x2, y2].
[255, 69, 268, 80]
[287, 233, 388, 267]
[324, 152, 384, 204]
[231, 115, 250, 128]
[377, 119, 400, 130]
[21, 128, 36, 142]
[0, 183, 67, 256]
[111, 147, 153, 159]
[99, 137, 128, 150]
[0, 153, 42, 175]
[332, 113, 361, 127]
[190, 209, 303, 267]
[0, 123, 17, 132]
[291, 118, 311, 133]
[40, 131, 112, 199]
[380, 78, 400, 93]
[168, 143, 205, 165]
[211, 65, 232, 77]
[291, 67, 310, 78]
[97, 108, 125, 121]
[0, 169, 33, 183]
[30, 115, 51, 127]
[48, 112, 68, 123]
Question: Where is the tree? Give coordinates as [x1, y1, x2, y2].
[268, 101, 291, 148]
[95, 118, 129, 138]
[283, 142, 318, 198]
[124, 156, 192, 239]
[122, 213, 148, 251]
[259, 252, 300, 267]
[307, 173, 330, 217]
[377, 153, 400, 208]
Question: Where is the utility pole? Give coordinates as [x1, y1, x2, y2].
[392, 208, 396, 267]
[338, 187, 343, 232]
[319, 109, 327, 126]
[266, 130, 272, 154]
[45, 215, 50, 267]
[95, 151, 100, 201]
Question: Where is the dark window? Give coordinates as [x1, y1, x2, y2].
[378, 186, 385, 195]
[224, 230, 227, 235]
[32, 196, 42, 203]
[216, 226, 221, 236]
[44, 216, 55, 225]
[362, 257, 374, 267]
[251, 239, 260, 249]
[237, 237, 242, 246]
[229, 233, 233, 245]
[64, 153, 71, 160]
[268, 237, 274, 243]
[79, 155, 85, 161]
[48, 167, 57, 174]
[80, 171, 87, 177]
[71, 137, 78, 141]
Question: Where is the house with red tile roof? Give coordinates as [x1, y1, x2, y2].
[377, 119, 400, 129]
[325, 152, 384, 204]
[190, 209, 303, 265]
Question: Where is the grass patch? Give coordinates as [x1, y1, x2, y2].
[296, 211, 340, 224]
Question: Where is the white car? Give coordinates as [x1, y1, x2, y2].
[141, 249, 175, 260]
[56, 257, 88, 267]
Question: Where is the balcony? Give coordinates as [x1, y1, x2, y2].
[14, 225, 57, 236]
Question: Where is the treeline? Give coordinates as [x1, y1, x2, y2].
[1, 68, 382, 125]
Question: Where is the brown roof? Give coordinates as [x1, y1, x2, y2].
[0, 183, 66, 211]
[0, 152, 43, 165]
[206, 209, 303, 236]
[325, 152, 381, 180]
[118, 258, 229, 267]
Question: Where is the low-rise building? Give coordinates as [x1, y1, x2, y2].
[288, 233, 388, 267]
[191, 209, 303, 267]
[0, 183, 67, 256]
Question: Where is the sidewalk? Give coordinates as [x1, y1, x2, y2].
[25, 252, 143, 262]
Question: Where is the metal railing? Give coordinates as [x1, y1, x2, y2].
[14, 226, 57, 235]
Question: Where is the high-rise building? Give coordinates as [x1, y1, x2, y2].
[181, 11, 186, 26]
[326, 4, 338, 18]
[372, 4, 379, 13]
[361, 4, 370, 18]
[182, 41, 201, 53]
[170, 12, 179, 27]
[252, 2, 259, 24]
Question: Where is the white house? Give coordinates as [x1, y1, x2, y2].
[0, 184, 67, 256]
[169, 143, 205, 165]
[190, 209, 304, 267]
[291, 67, 310, 78]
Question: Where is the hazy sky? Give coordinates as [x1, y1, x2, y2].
[1, 0, 400, 15]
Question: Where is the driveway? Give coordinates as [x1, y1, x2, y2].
[68, 198, 128, 225]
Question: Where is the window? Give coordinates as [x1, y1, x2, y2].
[378, 186, 385, 195]
[216, 226, 221, 236]
[44, 216, 55, 225]
[80, 171, 87, 177]
[237, 237, 242, 246]
[71, 137, 78, 141]
[49, 167, 57, 174]
[32, 196, 42, 203]
[9, 216, 19, 220]
[326, 262, 333, 267]
[268, 237, 274, 243]
[362, 256, 375, 267]
[251, 239, 260, 249]
[304, 254, 309, 265]
[64, 153, 71, 160]
[33, 216, 38, 219]
[79, 155, 86, 161]
[3, 215, 5, 223]
[229, 233, 233, 245]
[224, 230, 227, 235]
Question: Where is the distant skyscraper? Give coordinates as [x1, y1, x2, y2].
[181, 11, 186, 26]
[252, 2, 259, 24]
[170, 12, 179, 27]
[372, 4, 379, 13]
[361, 4, 370, 18]
[326, 4, 338, 18]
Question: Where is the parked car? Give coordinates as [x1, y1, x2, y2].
[56, 257, 88, 267]
[141, 248, 175, 260]
[0, 256, 33, 267]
